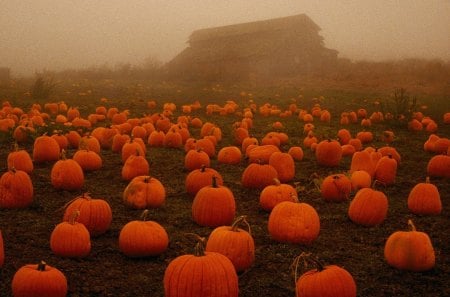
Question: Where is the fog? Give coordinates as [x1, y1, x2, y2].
[1, 0, 449, 76]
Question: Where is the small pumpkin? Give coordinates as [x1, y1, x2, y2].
[7, 143, 33, 174]
[407, 177, 441, 215]
[184, 149, 210, 171]
[320, 174, 352, 202]
[268, 152, 295, 182]
[50, 150, 84, 191]
[73, 149, 102, 172]
[12, 260, 68, 297]
[217, 146, 242, 165]
[241, 162, 278, 189]
[185, 166, 224, 196]
[32, 134, 60, 163]
[374, 154, 397, 185]
[122, 151, 150, 181]
[348, 187, 388, 227]
[427, 154, 450, 178]
[259, 178, 297, 211]
[268, 199, 320, 245]
[205, 215, 255, 272]
[384, 220, 435, 271]
[123, 175, 166, 209]
[315, 139, 342, 167]
[119, 210, 169, 257]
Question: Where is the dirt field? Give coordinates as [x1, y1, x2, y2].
[0, 83, 449, 297]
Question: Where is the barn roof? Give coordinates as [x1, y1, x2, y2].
[189, 13, 321, 43]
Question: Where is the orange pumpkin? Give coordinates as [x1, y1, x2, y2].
[407, 177, 441, 215]
[123, 176, 166, 209]
[384, 220, 435, 271]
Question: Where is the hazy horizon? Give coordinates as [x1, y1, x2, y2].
[1, 0, 450, 76]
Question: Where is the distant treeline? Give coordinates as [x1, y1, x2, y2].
[30, 57, 450, 84]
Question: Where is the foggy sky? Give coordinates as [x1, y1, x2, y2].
[1, 0, 450, 76]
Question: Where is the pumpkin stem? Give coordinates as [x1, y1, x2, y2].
[371, 179, 386, 189]
[141, 209, 150, 221]
[425, 176, 430, 184]
[69, 210, 80, 225]
[291, 252, 326, 292]
[184, 233, 206, 256]
[407, 219, 417, 232]
[272, 178, 281, 186]
[230, 215, 252, 235]
[60, 149, 67, 160]
[37, 260, 47, 271]
[211, 176, 219, 188]
[200, 165, 206, 172]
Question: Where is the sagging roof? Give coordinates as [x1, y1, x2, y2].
[189, 13, 321, 43]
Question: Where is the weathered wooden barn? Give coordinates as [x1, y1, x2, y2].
[165, 14, 338, 81]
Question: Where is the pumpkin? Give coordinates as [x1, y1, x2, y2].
[315, 139, 342, 167]
[184, 149, 210, 171]
[50, 210, 91, 258]
[241, 162, 278, 189]
[337, 128, 352, 145]
[62, 193, 112, 236]
[247, 144, 280, 164]
[51, 132, 68, 151]
[119, 210, 169, 257]
[384, 220, 435, 271]
[294, 253, 357, 297]
[50, 150, 84, 191]
[427, 154, 450, 178]
[407, 177, 442, 215]
[32, 134, 60, 163]
[123, 175, 166, 209]
[0, 168, 33, 208]
[194, 137, 216, 157]
[185, 166, 224, 196]
[288, 146, 304, 161]
[192, 176, 236, 227]
[121, 138, 145, 163]
[148, 130, 165, 147]
[259, 178, 297, 212]
[374, 155, 397, 185]
[268, 200, 320, 245]
[7, 143, 33, 174]
[122, 152, 150, 181]
[348, 187, 388, 226]
[73, 149, 102, 172]
[217, 146, 242, 165]
[164, 236, 238, 297]
[205, 215, 255, 272]
[268, 152, 295, 182]
[349, 150, 375, 177]
[163, 127, 183, 148]
[65, 130, 81, 149]
[350, 170, 372, 191]
[12, 261, 68, 297]
[320, 174, 352, 202]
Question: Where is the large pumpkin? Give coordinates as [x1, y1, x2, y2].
[384, 220, 435, 271]
[12, 261, 68, 297]
[294, 253, 357, 297]
[123, 175, 166, 209]
[32, 134, 60, 163]
[205, 215, 255, 272]
[119, 210, 169, 257]
[62, 193, 112, 236]
[259, 178, 297, 211]
[164, 237, 238, 297]
[268, 200, 320, 245]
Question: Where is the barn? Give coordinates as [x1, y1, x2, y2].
[165, 14, 338, 81]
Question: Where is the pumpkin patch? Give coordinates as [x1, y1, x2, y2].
[0, 84, 448, 297]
